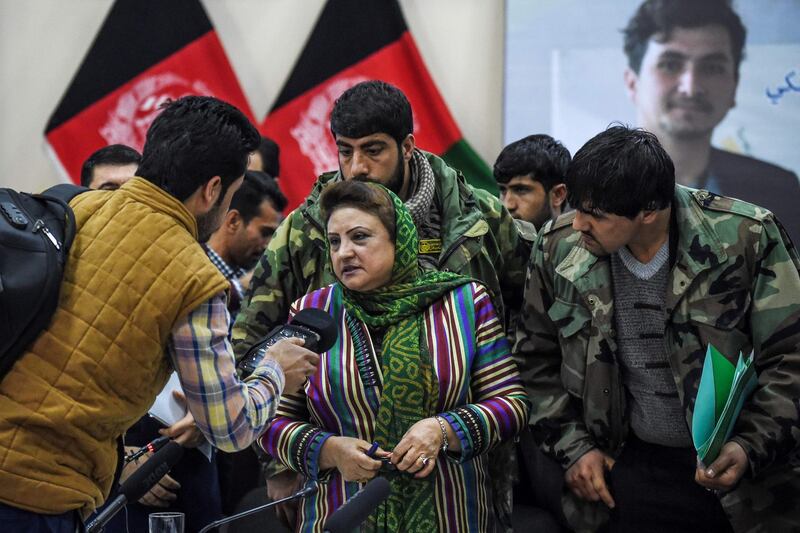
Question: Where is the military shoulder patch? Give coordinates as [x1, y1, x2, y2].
[692, 189, 767, 222]
[419, 239, 443, 255]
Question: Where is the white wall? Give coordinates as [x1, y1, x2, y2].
[0, 0, 504, 192]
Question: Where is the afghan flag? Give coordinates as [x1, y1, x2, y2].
[45, 0, 255, 183]
[263, 0, 496, 211]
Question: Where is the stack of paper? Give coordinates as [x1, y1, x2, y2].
[692, 345, 758, 466]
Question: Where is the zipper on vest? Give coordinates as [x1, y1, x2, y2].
[32, 219, 61, 250]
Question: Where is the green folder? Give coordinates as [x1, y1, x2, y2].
[692, 344, 758, 466]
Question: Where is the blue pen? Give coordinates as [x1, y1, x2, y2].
[366, 441, 380, 457]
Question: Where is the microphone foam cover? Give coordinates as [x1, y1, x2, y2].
[291, 308, 338, 352]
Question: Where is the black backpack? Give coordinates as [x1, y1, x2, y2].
[0, 184, 87, 379]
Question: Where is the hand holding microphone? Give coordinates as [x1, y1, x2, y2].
[239, 308, 338, 392]
[265, 338, 321, 393]
[86, 441, 185, 533]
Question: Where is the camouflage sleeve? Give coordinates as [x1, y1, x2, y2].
[473, 188, 536, 314]
[730, 216, 800, 476]
[231, 209, 320, 358]
[513, 232, 595, 470]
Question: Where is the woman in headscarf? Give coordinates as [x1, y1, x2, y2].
[259, 180, 529, 532]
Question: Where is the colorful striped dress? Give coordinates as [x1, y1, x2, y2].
[259, 282, 529, 532]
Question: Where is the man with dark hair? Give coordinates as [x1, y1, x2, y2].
[206, 170, 287, 324]
[80, 143, 141, 190]
[248, 136, 281, 179]
[515, 125, 800, 532]
[233, 80, 534, 531]
[0, 96, 319, 531]
[622, 0, 800, 242]
[493, 134, 570, 230]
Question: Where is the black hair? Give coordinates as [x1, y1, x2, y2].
[255, 136, 280, 178]
[137, 96, 260, 202]
[80, 144, 141, 187]
[566, 125, 674, 218]
[330, 81, 413, 144]
[231, 170, 287, 223]
[493, 134, 571, 192]
[623, 0, 746, 77]
[320, 180, 397, 242]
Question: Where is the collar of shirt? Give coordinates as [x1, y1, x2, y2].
[203, 243, 247, 281]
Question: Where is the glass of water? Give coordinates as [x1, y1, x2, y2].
[149, 512, 184, 533]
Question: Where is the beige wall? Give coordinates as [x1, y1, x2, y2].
[0, 0, 504, 192]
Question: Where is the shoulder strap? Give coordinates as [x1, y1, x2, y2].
[41, 183, 89, 204]
[36, 184, 89, 252]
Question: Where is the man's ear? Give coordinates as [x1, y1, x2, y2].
[400, 134, 415, 162]
[223, 209, 242, 233]
[199, 176, 223, 210]
[641, 209, 660, 225]
[624, 68, 639, 104]
[550, 183, 568, 208]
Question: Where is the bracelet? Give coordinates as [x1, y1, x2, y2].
[434, 416, 449, 453]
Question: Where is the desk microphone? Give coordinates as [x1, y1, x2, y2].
[198, 481, 319, 533]
[324, 477, 391, 533]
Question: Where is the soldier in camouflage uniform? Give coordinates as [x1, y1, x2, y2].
[515, 126, 800, 532]
[233, 81, 534, 531]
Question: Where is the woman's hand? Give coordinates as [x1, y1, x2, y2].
[319, 436, 387, 483]
[391, 418, 442, 479]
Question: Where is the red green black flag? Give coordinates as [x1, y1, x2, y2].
[263, 0, 496, 211]
[44, 0, 255, 183]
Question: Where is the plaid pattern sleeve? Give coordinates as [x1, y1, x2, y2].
[169, 292, 285, 452]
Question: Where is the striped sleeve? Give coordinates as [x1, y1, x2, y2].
[441, 283, 530, 462]
[169, 292, 285, 452]
[257, 297, 335, 479]
[258, 399, 335, 479]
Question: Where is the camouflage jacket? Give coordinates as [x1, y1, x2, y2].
[515, 185, 800, 533]
[232, 150, 534, 356]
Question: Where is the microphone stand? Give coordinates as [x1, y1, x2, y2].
[198, 481, 319, 533]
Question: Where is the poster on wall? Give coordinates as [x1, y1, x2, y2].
[504, 0, 800, 241]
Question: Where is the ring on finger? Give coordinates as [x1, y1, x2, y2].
[419, 454, 430, 466]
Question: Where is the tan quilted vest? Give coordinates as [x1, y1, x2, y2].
[0, 178, 228, 517]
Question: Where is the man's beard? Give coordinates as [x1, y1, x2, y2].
[196, 195, 225, 242]
[383, 153, 405, 195]
[531, 201, 552, 231]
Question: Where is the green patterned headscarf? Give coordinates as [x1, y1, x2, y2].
[329, 183, 470, 532]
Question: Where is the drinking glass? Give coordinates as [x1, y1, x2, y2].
[148, 512, 184, 533]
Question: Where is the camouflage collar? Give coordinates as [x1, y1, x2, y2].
[555, 237, 601, 285]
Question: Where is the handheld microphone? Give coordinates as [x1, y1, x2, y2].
[323, 477, 391, 533]
[238, 308, 338, 377]
[197, 481, 319, 533]
[123, 435, 170, 464]
[85, 441, 184, 533]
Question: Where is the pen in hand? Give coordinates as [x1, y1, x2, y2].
[366, 441, 380, 458]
